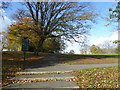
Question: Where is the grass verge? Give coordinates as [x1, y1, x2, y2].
[58, 54, 118, 64]
[72, 66, 119, 88]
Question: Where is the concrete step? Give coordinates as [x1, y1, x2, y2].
[16, 70, 72, 75]
[11, 73, 75, 81]
[3, 81, 79, 88]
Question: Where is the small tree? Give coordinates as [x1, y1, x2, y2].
[80, 44, 90, 54]
[8, 17, 39, 52]
[42, 38, 66, 53]
[0, 32, 8, 51]
[80, 49, 86, 54]
[69, 50, 75, 54]
[90, 45, 102, 54]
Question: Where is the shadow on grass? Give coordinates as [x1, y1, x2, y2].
[57, 54, 119, 63]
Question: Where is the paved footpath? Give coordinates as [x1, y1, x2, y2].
[3, 55, 118, 89]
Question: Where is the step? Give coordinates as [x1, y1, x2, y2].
[16, 70, 72, 75]
[11, 73, 75, 81]
[3, 81, 79, 88]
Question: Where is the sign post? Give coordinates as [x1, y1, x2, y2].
[22, 37, 29, 62]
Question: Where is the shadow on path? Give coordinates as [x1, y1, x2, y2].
[30, 54, 60, 68]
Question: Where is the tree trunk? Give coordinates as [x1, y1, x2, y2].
[34, 38, 46, 55]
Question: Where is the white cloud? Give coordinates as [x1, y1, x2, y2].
[64, 35, 87, 54]
[0, 9, 14, 32]
[64, 41, 81, 54]
[0, 9, 5, 16]
[110, 31, 118, 41]
[64, 31, 118, 54]
[90, 31, 118, 45]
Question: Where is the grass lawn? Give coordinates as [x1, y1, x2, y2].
[72, 66, 119, 88]
[2, 51, 50, 86]
[58, 54, 118, 64]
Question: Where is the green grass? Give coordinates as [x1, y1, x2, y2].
[72, 66, 119, 88]
[64, 57, 118, 64]
[77, 54, 119, 55]
[58, 54, 118, 64]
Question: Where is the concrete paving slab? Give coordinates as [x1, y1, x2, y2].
[17, 63, 118, 74]
[3, 81, 79, 88]
[11, 73, 75, 80]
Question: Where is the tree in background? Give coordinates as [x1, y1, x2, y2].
[0, 2, 10, 50]
[42, 38, 66, 53]
[80, 49, 86, 54]
[80, 44, 90, 54]
[90, 45, 102, 54]
[69, 50, 75, 54]
[11, 2, 98, 54]
[0, 32, 21, 51]
[0, 32, 8, 51]
[113, 40, 120, 54]
[114, 45, 120, 54]
[99, 40, 116, 54]
[113, 40, 120, 44]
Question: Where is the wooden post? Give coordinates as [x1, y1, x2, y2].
[24, 51, 26, 62]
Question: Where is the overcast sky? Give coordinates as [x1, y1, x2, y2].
[0, 2, 119, 54]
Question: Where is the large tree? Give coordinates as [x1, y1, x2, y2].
[0, 2, 9, 9]
[109, 1, 120, 22]
[8, 17, 66, 52]
[11, 2, 97, 54]
[109, 1, 120, 52]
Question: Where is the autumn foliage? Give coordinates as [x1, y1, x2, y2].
[8, 17, 40, 51]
